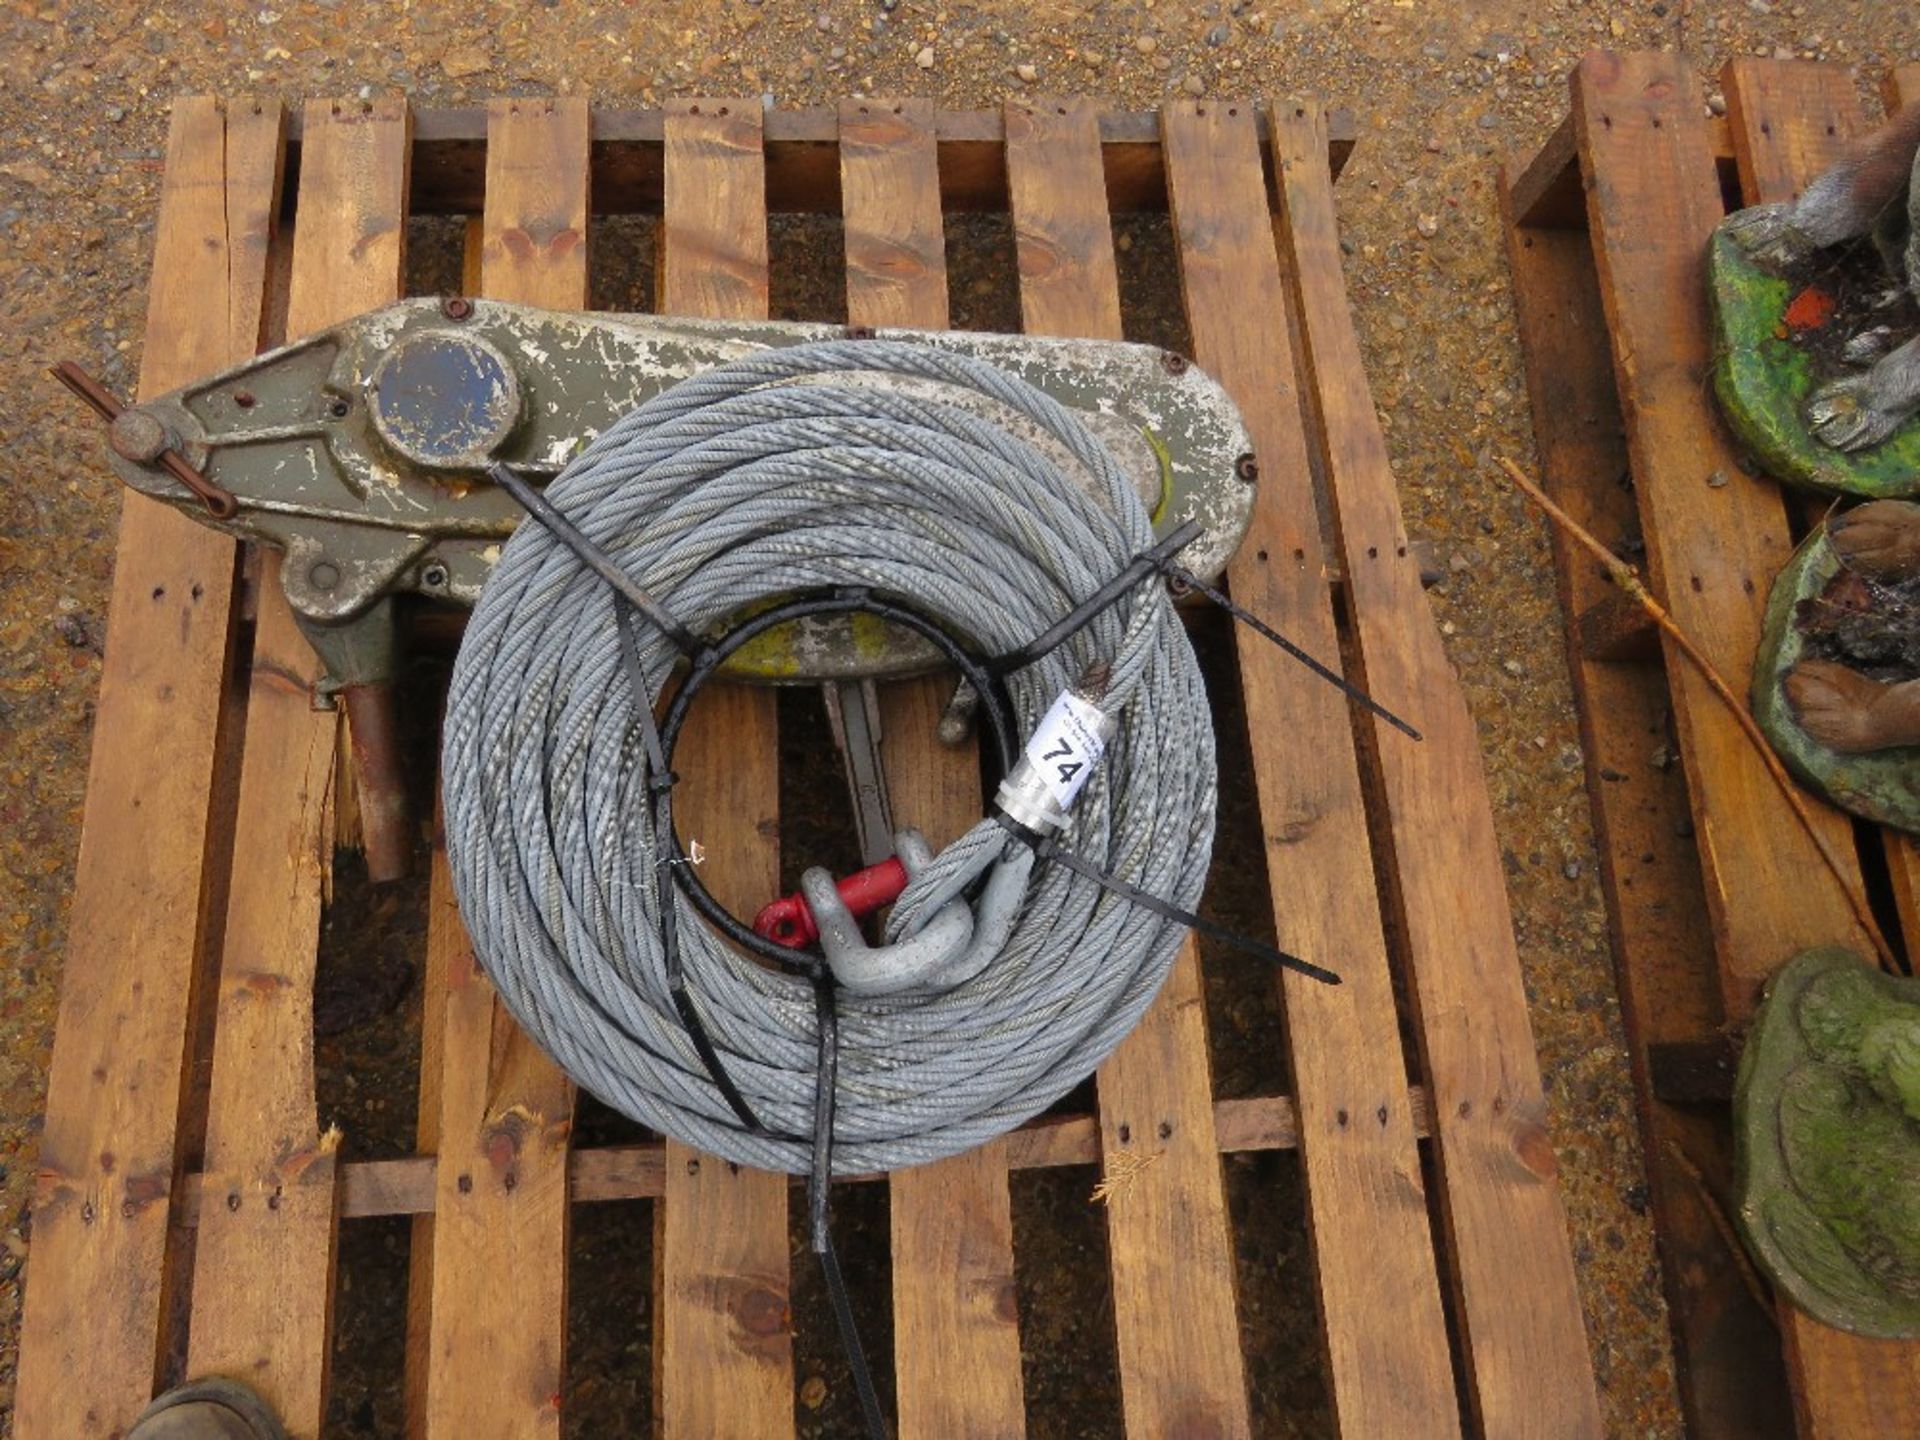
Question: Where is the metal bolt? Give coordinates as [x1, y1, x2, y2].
[442, 296, 474, 321]
[327, 397, 351, 419]
[1234, 452, 1259, 484]
[421, 563, 450, 590]
[308, 560, 341, 592]
[935, 678, 980, 749]
[1160, 351, 1190, 375]
[108, 409, 169, 464]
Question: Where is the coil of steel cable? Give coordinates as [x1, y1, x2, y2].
[443, 339, 1215, 1174]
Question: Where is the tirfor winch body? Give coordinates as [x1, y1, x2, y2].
[93, 298, 1257, 690]
[66, 300, 1256, 883]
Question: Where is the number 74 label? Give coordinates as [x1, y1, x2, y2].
[1023, 690, 1110, 810]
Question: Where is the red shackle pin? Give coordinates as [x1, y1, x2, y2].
[752, 856, 909, 949]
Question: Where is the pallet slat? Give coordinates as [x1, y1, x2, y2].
[400, 189, 477, 1377]
[1717, 57, 1920, 1440]
[185, 96, 411, 1438]
[1568, 52, 1876, 1017]
[1005, 95, 1255, 1440]
[417, 96, 591, 1440]
[837, 96, 1031, 1440]
[1500, 157, 1794, 1440]
[654, 97, 797, 1440]
[875, 678, 1027, 1440]
[182, 1088, 1430, 1223]
[15, 95, 281, 1440]
[1160, 99, 1461, 1437]
[1273, 100, 1603, 1439]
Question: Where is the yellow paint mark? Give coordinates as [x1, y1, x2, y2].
[1139, 424, 1174, 525]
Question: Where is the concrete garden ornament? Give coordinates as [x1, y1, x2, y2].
[1713, 104, 1920, 497]
[1707, 106, 1920, 831]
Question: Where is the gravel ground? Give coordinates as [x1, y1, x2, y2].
[2, 1, 1917, 1437]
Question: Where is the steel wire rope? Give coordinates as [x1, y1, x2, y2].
[443, 338, 1216, 1173]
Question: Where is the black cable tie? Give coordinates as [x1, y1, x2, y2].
[992, 810, 1049, 851]
[1166, 561, 1422, 742]
[807, 976, 890, 1440]
[614, 601, 676, 784]
[490, 462, 707, 657]
[807, 977, 839, 1255]
[985, 518, 1204, 676]
[612, 597, 796, 1140]
[664, 972, 774, 1137]
[1037, 839, 1342, 986]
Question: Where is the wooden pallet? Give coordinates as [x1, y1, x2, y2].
[22, 94, 1603, 1439]
[1504, 52, 1920, 1440]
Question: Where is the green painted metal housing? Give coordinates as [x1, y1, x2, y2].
[106, 299, 1259, 688]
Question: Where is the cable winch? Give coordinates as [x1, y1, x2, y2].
[62, 303, 1407, 1440]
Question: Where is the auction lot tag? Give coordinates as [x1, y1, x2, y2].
[1024, 690, 1109, 810]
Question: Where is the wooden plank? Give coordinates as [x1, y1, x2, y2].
[875, 683, 1026, 1440]
[840, 98, 950, 329]
[159, 103, 289, 1393]
[15, 95, 281, 1440]
[1717, 56, 1920, 1440]
[1577, 592, 1659, 661]
[188, 1088, 1439, 1222]
[1508, 114, 1585, 229]
[417, 97, 590, 1440]
[1501, 161, 1794, 1440]
[1723, 58, 1862, 202]
[1006, 96, 1254, 1440]
[1570, 52, 1876, 1018]
[654, 97, 796, 1440]
[1160, 98, 1462, 1437]
[402, 210, 484, 1440]
[185, 96, 410, 1440]
[476, 97, 591, 307]
[402, 817, 452, 1440]
[836, 96, 1028, 1440]
[1274, 101, 1600, 1439]
[222, 100, 288, 364]
[401, 215, 482, 1439]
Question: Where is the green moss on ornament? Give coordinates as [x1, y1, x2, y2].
[1709, 229, 1920, 499]
[1736, 948, 1920, 1338]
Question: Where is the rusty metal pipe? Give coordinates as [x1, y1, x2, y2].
[53, 361, 240, 519]
[341, 683, 413, 882]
